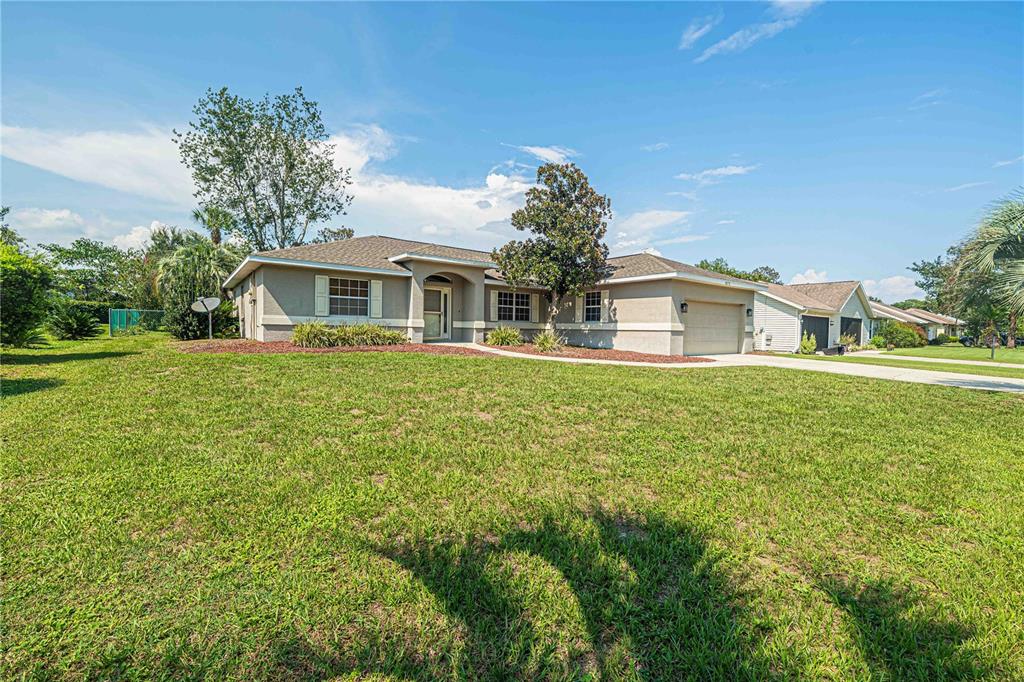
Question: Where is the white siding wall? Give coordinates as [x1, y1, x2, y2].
[835, 289, 872, 345]
[753, 293, 801, 352]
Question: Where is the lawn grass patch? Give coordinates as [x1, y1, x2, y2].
[786, 353, 1024, 379]
[3, 334, 1023, 679]
[886, 345, 1024, 364]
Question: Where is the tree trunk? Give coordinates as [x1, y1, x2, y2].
[1009, 312, 1018, 349]
[547, 294, 561, 332]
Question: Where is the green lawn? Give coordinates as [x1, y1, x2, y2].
[3, 335, 1023, 680]
[884, 345, 1024, 364]
[784, 353, 1024, 380]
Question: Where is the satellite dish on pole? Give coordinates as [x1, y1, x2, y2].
[191, 297, 222, 339]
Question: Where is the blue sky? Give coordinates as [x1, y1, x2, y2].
[2, 1, 1021, 301]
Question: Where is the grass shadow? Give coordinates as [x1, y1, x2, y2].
[1, 377, 64, 398]
[1, 351, 137, 366]
[818, 575, 989, 680]
[294, 508, 792, 680]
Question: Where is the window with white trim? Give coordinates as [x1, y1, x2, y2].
[498, 291, 531, 321]
[329, 278, 369, 315]
[584, 291, 602, 322]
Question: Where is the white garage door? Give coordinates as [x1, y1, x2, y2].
[685, 301, 742, 355]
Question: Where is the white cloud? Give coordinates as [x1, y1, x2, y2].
[944, 181, 991, 193]
[694, 1, 819, 63]
[716, 219, 736, 225]
[908, 88, 949, 111]
[994, 154, 1024, 168]
[612, 209, 691, 250]
[641, 247, 663, 256]
[1, 125, 193, 206]
[863, 275, 924, 303]
[501, 143, 578, 164]
[675, 164, 758, 185]
[678, 13, 722, 50]
[1, 122, 537, 251]
[655, 234, 709, 246]
[112, 220, 172, 250]
[641, 142, 669, 152]
[666, 190, 699, 200]
[10, 208, 84, 231]
[789, 268, 828, 285]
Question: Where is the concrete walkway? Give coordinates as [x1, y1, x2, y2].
[705, 353, 1024, 393]
[850, 349, 1023, 369]
[447, 343, 1024, 393]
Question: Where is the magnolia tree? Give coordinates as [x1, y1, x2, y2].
[492, 163, 612, 330]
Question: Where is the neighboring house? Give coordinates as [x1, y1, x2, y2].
[870, 302, 966, 340]
[753, 281, 876, 352]
[222, 235, 767, 356]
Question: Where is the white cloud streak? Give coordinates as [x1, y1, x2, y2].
[944, 181, 991, 193]
[641, 142, 669, 152]
[694, 1, 819, 63]
[994, 154, 1024, 168]
[675, 164, 758, 185]
[501, 143, 578, 164]
[678, 13, 722, 50]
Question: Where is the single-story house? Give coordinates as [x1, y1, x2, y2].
[222, 235, 768, 356]
[869, 302, 966, 340]
[752, 281, 876, 352]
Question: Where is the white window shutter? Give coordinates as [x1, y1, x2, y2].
[530, 293, 539, 323]
[314, 276, 329, 316]
[600, 290, 610, 323]
[369, 280, 383, 318]
[490, 290, 498, 322]
[575, 295, 584, 323]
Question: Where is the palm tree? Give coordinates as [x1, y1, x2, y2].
[156, 239, 243, 301]
[962, 189, 1024, 346]
[190, 205, 236, 246]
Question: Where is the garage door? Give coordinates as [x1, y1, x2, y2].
[685, 301, 742, 355]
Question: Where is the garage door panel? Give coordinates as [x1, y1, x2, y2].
[685, 301, 742, 355]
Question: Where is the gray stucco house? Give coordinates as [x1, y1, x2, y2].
[222, 235, 767, 356]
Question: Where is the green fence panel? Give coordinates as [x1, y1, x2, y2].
[109, 309, 164, 335]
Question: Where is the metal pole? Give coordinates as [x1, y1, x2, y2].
[208, 308, 213, 340]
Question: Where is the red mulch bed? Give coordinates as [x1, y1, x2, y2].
[176, 339, 491, 357]
[494, 344, 714, 364]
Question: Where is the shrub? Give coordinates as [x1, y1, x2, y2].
[946, 335, 959, 344]
[163, 300, 237, 340]
[292, 322, 407, 348]
[46, 300, 100, 340]
[333, 323, 406, 346]
[67, 301, 114, 324]
[876, 320, 927, 348]
[838, 333, 857, 346]
[486, 326, 523, 346]
[799, 332, 817, 354]
[533, 329, 564, 353]
[292, 321, 336, 348]
[0, 245, 53, 347]
[869, 335, 887, 349]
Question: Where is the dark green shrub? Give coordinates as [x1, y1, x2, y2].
[163, 301, 236, 340]
[67, 301, 114, 324]
[876, 320, 927, 348]
[486, 326, 523, 346]
[799, 332, 817, 354]
[869, 335, 887, 349]
[533, 329, 563, 353]
[292, 321, 335, 348]
[46, 300, 100, 340]
[0, 245, 52, 347]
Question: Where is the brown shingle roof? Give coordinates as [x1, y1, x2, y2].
[779, 281, 860, 311]
[764, 283, 832, 310]
[254, 236, 755, 285]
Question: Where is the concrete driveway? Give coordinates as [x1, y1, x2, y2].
[706, 353, 1024, 393]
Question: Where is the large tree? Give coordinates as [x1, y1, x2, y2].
[493, 163, 612, 329]
[174, 87, 353, 251]
[696, 257, 781, 284]
[0, 206, 27, 250]
[157, 238, 245, 339]
[40, 238, 133, 304]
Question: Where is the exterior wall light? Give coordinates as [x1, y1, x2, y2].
[680, 301, 688, 313]
[746, 308, 753, 317]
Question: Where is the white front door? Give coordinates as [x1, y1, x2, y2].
[423, 287, 451, 340]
